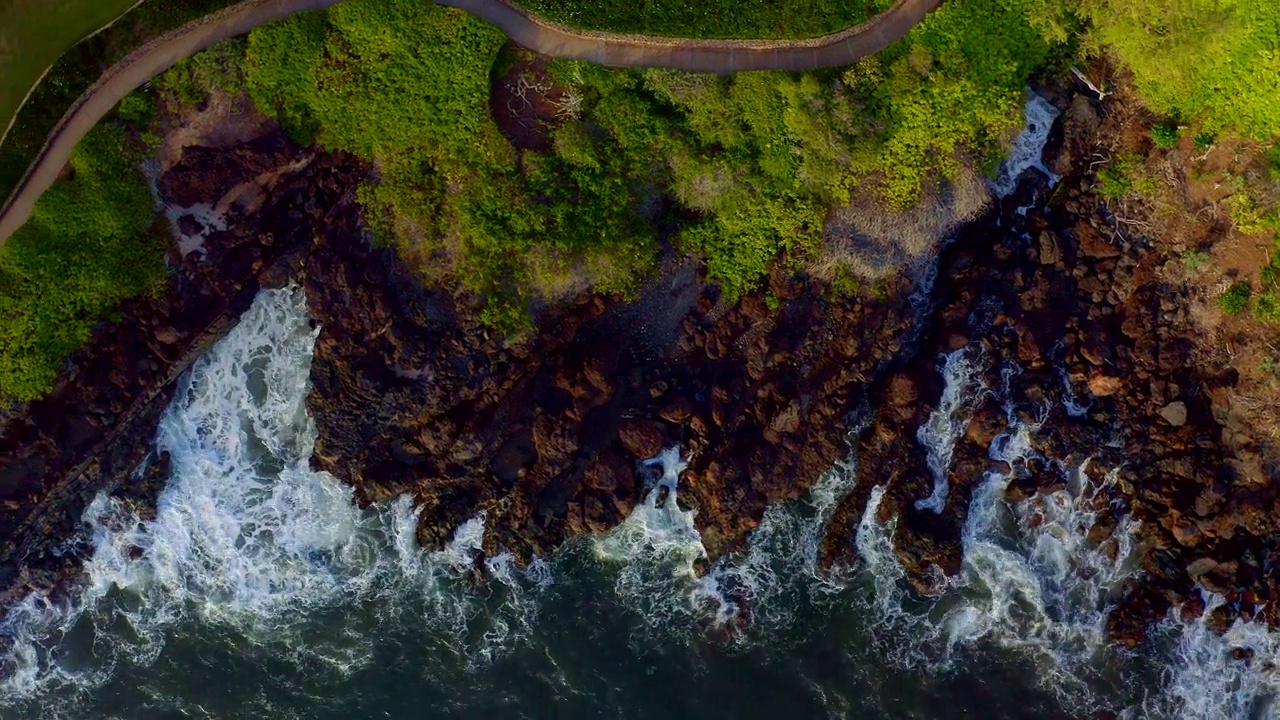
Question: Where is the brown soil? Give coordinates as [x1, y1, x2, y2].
[490, 48, 572, 153]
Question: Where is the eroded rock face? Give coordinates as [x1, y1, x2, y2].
[819, 88, 1280, 645]
[302, 243, 919, 562]
[0, 126, 369, 609]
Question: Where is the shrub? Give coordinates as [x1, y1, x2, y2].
[1150, 120, 1180, 149]
[1182, 251, 1211, 273]
[1218, 279, 1252, 315]
[1097, 156, 1137, 200]
[0, 123, 164, 401]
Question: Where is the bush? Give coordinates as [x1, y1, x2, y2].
[1182, 251, 1211, 273]
[0, 123, 164, 401]
[1097, 155, 1139, 200]
[1151, 120, 1180, 149]
[1218, 279, 1252, 315]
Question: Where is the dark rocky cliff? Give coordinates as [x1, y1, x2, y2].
[1, 86, 1276, 647]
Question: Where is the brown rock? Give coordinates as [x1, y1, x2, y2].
[154, 325, 181, 345]
[1088, 372, 1123, 397]
[1038, 231, 1061, 266]
[617, 419, 663, 459]
[1159, 401, 1188, 427]
[966, 405, 1007, 448]
[659, 397, 694, 423]
[769, 401, 802, 436]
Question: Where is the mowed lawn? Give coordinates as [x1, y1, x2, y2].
[0, 0, 139, 139]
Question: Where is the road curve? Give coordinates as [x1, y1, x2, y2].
[0, 0, 942, 246]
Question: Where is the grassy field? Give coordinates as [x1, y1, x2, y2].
[522, 0, 895, 39]
[0, 0, 139, 141]
[0, 0, 240, 207]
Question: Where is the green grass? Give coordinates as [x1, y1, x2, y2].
[1082, 0, 1280, 141]
[0, 0, 241, 209]
[521, 0, 894, 39]
[0, 121, 165, 402]
[0, 0, 138, 141]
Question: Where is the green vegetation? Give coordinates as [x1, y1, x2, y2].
[1219, 279, 1253, 316]
[1183, 251, 1211, 273]
[523, 0, 892, 39]
[0, 0, 242, 207]
[1097, 154, 1141, 200]
[0, 122, 164, 401]
[153, 38, 247, 108]
[0, 0, 137, 140]
[1150, 120, 1180, 149]
[234, 0, 1068, 319]
[1081, 0, 1280, 141]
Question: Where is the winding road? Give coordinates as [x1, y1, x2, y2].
[0, 0, 942, 246]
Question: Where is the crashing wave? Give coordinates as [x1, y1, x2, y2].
[0, 287, 551, 708]
[992, 92, 1062, 197]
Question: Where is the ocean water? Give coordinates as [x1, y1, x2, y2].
[1, 285, 1277, 720]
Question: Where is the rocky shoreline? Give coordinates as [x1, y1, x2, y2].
[0, 82, 1275, 650]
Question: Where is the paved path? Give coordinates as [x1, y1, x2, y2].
[0, 0, 942, 246]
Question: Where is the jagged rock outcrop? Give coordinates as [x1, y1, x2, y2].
[3, 81, 1278, 655]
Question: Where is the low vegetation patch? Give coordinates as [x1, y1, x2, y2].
[1219, 279, 1253, 316]
[521, 0, 892, 40]
[0, 122, 164, 402]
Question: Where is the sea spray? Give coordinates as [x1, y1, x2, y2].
[593, 448, 708, 629]
[858, 372, 1141, 709]
[1139, 596, 1280, 720]
[0, 287, 551, 708]
[692, 450, 861, 633]
[915, 348, 986, 513]
[992, 93, 1062, 197]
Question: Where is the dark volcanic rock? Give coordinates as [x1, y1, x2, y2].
[302, 238, 919, 562]
[818, 87, 1280, 644]
[0, 129, 367, 610]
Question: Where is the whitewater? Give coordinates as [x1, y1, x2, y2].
[0, 282, 1273, 718]
[2, 93, 1278, 715]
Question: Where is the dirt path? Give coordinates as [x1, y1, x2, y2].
[0, 0, 942, 246]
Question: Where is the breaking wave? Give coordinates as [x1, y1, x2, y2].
[0, 287, 552, 713]
[3, 286, 1280, 719]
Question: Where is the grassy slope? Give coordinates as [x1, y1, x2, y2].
[0, 0, 240, 209]
[0, 120, 164, 402]
[0, 0, 138, 140]
[520, 0, 895, 39]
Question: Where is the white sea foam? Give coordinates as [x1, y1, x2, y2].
[593, 448, 709, 628]
[0, 287, 549, 707]
[915, 348, 985, 513]
[992, 93, 1062, 197]
[1134, 597, 1280, 720]
[858, 367, 1143, 707]
[692, 450, 861, 633]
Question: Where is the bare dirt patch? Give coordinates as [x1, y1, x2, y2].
[490, 46, 578, 153]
